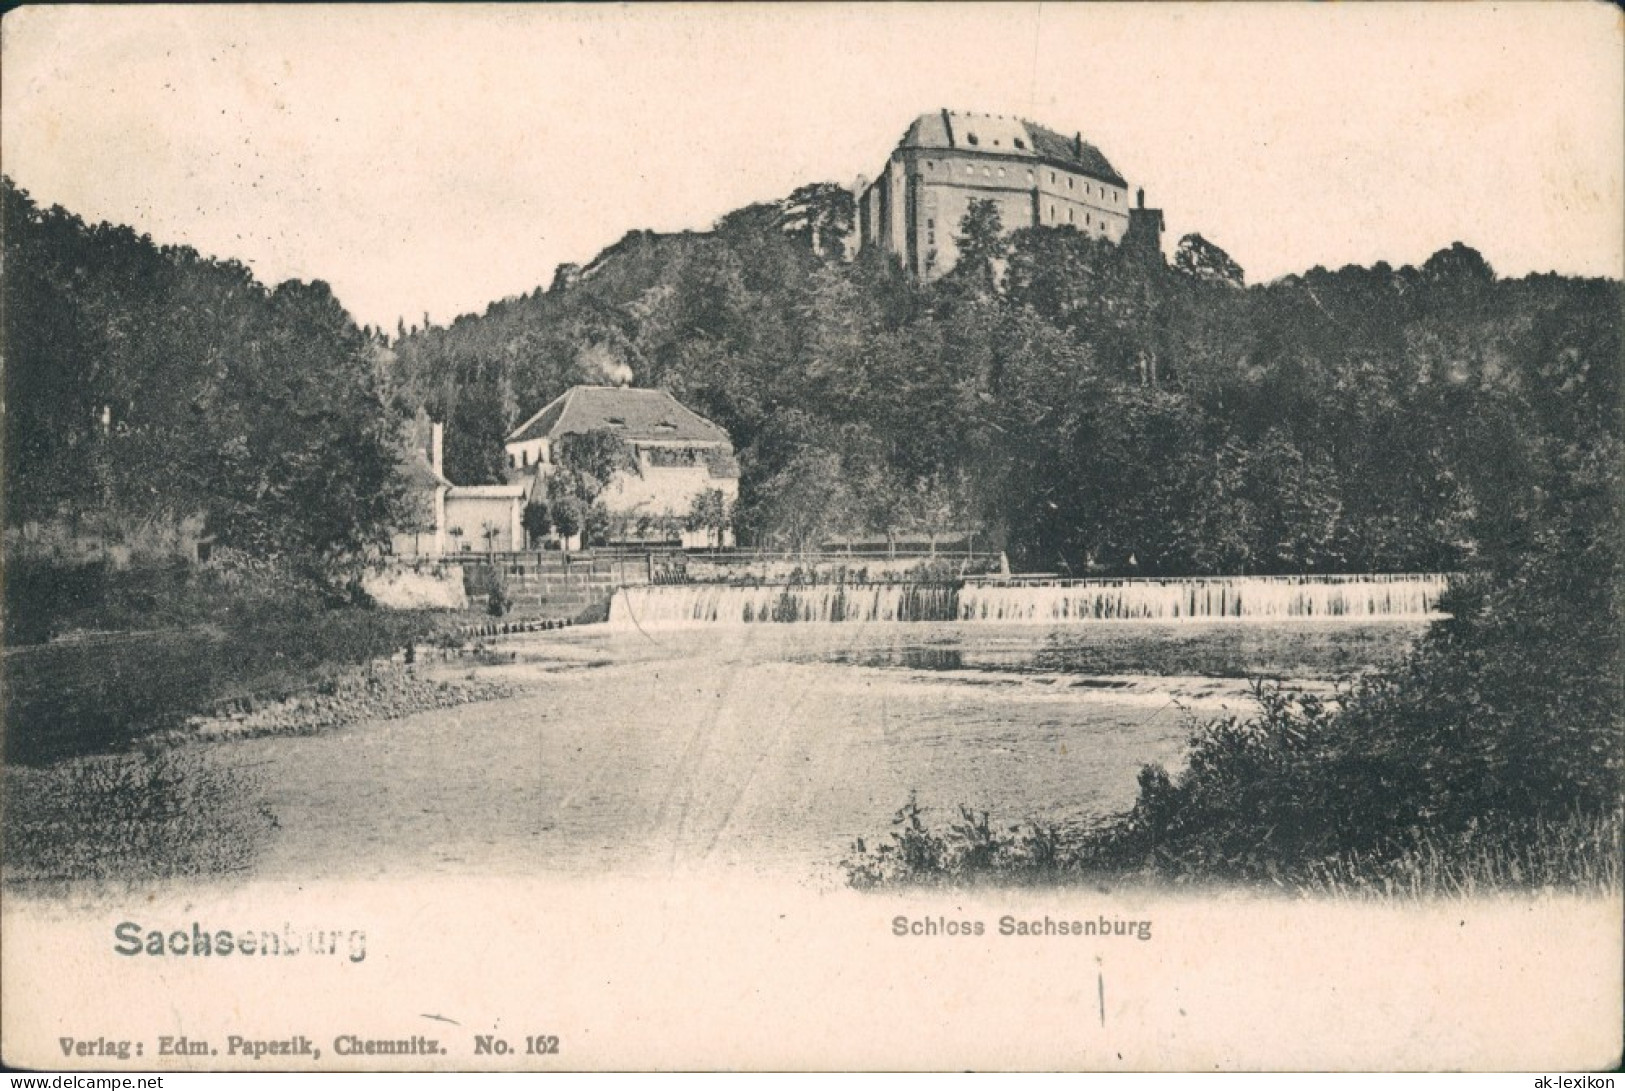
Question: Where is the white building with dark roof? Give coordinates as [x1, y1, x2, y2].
[857, 110, 1163, 278]
[505, 385, 739, 548]
[392, 418, 527, 555]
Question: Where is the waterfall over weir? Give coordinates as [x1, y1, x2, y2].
[606, 574, 1452, 630]
[609, 583, 959, 629]
[957, 573, 1450, 623]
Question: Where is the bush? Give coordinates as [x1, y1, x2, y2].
[842, 793, 1095, 889]
[3, 747, 279, 884]
[487, 569, 512, 617]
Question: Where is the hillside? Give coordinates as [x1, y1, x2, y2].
[389, 185, 1620, 579]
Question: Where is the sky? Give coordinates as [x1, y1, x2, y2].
[3, 3, 1621, 330]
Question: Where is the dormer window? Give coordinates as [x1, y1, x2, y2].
[605, 417, 626, 426]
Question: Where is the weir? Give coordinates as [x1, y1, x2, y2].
[606, 573, 1452, 629]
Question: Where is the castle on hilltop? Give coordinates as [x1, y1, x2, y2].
[856, 110, 1164, 278]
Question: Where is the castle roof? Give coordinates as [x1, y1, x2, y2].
[897, 110, 1126, 188]
[505, 385, 731, 446]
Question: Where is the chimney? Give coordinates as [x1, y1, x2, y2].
[431, 422, 444, 477]
[1074, 132, 1083, 155]
[1137, 187, 1146, 209]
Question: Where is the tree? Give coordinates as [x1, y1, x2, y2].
[748, 448, 854, 554]
[479, 521, 503, 553]
[546, 488, 584, 552]
[522, 499, 552, 548]
[1238, 430, 1343, 572]
[1173, 233, 1245, 288]
[1421, 242, 1494, 287]
[554, 428, 638, 502]
[952, 198, 1005, 289]
[206, 279, 407, 565]
[685, 488, 730, 548]
[780, 183, 855, 258]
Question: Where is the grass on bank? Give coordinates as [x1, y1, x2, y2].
[2, 607, 458, 764]
[2, 746, 281, 886]
[842, 791, 1622, 899]
[1, 549, 484, 764]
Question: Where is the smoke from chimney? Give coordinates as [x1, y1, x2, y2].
[578, 342, 634, 387]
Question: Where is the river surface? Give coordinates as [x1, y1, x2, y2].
[123, 618, 1406, 883]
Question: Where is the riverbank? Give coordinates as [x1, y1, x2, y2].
[0, 602, 520, 764]
[1, 655, 528, 886]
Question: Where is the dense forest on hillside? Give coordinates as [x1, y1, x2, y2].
[8, 171, 1616, 583]
[3, 177, 405, 566]
[388, 185, 1619, 579]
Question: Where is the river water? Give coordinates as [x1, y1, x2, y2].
[111, 618, 1406, 884]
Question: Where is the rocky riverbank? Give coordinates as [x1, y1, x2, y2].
[170, 663, 520, 744]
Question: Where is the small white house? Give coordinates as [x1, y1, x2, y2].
[442, 484, 526, 553]
[392, 420, 526, 557]
[505, 385, 739, 548]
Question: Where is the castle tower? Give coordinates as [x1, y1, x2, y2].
[1122, 187, 1166, 262]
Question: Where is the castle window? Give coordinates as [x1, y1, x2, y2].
[983, 166, 991, 176]
[1086, 213, 1092, 225]
[997, 167, 1005, 178]
[1014, 137, 1026, 150]
[1049, 171, 1056, 183]
[1068, 208, 1074, 223]
[925, 161, 934, 171]
[522, 449, 530, 467]
[1067, 177, 1074, 190]
[927, 219, 934, 229]
[1027, 169, 1034, 181]
[966, 133, 979, 146]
